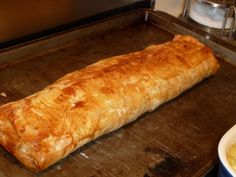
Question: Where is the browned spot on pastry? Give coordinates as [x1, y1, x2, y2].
[100, 86, 115, 95]
[19, 127, 25, 133]
[175, 55, 190, 68]
[4, 140, 15, 153]
[6, 108, 16, 123]
[62, 87, 75, 96]
[74, 101, 85, 108]
[24, 99, 31, 106]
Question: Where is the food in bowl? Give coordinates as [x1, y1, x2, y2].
[218, 124, 236, 177]
[227, 143, 236, 173]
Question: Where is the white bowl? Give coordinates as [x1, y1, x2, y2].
[218, 124, 236, 177]
[189, 0, 232, 29]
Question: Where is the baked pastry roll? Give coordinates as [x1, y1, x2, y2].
[0, 35, 219, 171]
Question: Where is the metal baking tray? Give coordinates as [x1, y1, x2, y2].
[0, 9, 236, 177]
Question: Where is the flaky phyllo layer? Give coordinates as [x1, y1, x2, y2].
[0, 35, 219, 171]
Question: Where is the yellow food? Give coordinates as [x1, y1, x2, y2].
[228, 144, 236, 172]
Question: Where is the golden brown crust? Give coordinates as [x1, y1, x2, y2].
[0, 35, 219, 171]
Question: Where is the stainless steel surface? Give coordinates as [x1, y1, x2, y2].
[198, 0, 235, 8]
[183, 0, 191, 16]
[221, 5, 236, 40]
